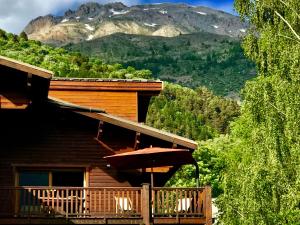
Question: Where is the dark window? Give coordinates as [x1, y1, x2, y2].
[52, 171, 84, 187]
[19, 171, 49, 186]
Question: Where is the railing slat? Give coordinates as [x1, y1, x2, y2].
[28, 188, 31, 216]
[103, 189, 106, 216]
[94, 190, 97, 215]
[70, 190, 73, 215]
[66, 189, 69, 218]
[61, 190, 64, 214]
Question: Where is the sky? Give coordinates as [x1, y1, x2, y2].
[0, 0, 235, 34]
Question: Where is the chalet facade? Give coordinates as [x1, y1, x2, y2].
[0, 56, 212, 224]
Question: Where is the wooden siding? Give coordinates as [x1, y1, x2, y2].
[0, 110, 140, 190]
[49, 79, 163, 122]
[49, 90, 138, 121]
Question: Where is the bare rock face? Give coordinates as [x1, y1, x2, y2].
[24, 2, 247, 46]
[24, 15, 59, 35]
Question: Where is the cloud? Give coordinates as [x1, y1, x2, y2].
[0, 0, 140, 34]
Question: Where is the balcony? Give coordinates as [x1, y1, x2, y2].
[0, 185, 212, 224]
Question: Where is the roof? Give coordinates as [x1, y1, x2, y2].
[0, 55, 53, 79]
[50, 78, 163, 92]
[52, 77, 160, 82]
[77, 111, 198, 149]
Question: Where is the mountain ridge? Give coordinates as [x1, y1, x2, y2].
[24, 2, 247, 45]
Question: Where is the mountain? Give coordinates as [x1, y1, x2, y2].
[24, 2, 248, 46]
[65, 32, 255, 95]
[23, 2, 255, 96]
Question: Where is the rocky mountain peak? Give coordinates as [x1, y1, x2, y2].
[64, 9, 74, 17]
[24, 2, 247, 46]
[105, 2, 127, 10]
[77, 2, 101, 16]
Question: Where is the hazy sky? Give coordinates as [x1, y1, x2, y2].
[0, 0, 235, 34]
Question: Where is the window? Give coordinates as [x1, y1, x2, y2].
[17, 168, 86, 215]
[52, 171, 84, 187]
[18, 169, 85, 187]
[19, 171, 49, 186]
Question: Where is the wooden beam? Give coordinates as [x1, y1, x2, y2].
[0, 55, 53, 79]
[141, 184, 151, 225]
[94, 138, 115, 154]
[96, 121, 104, 140]
[145, 166, 173, 173]
[133, 132, 141, 150]
[77, 112, 198, 150]
[11, 163, 91, 168]
[204, 186, 213, 225]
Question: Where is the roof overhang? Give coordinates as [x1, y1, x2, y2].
[50, 78, 162, 92]
[76, 111, 198, 150]
[0, 55, 53, 79]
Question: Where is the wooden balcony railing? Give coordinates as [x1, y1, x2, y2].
[0, 185, 212, 224]
[0, 187, 142, 218]
[152, 187, 205, 217]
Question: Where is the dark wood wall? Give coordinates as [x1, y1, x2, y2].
[0, 109, 143, 189]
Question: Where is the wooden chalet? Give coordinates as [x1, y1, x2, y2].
[0, 55, 212, 224]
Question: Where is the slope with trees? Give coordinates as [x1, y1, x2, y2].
[0, 30, 152, 79]
[146, 83, 240, 197]
[65, 32, 256, 96]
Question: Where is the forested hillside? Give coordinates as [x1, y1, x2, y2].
[146, 83, 240, 139]
[0, 30, 152, 79]
[66, 32, 256, 96]
[146, 84, 240, 197]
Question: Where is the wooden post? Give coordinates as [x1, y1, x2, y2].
[204, 186, 212, 225]
[142, 183, 151, 225]
[13, 167, 20, 216]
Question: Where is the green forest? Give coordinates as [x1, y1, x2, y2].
[1, 0, 300, 222]
[0, 30, 152, 79]
[66, 32, 256, 96]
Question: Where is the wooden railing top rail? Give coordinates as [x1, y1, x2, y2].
[0, 187, 205, 191]
[152, 187, 205, 191]
[0, 186, 142, 190]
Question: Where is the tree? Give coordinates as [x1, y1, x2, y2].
[19, 31, 28, 41]
[218, 0, 300, 224]
[0, 29, 7, 39]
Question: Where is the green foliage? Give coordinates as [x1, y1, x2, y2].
[65, 32, 256, 96]
[147, 83, 240, 139]
[19, 31, 28, 41]
[166, 135, 234, 197]
[0, 30, 152, 79]
[147, 83, 240, 195]
[218, 0, 300, 224]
